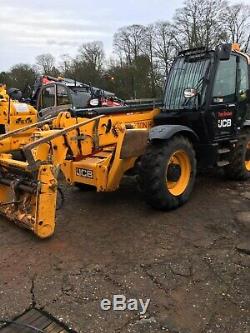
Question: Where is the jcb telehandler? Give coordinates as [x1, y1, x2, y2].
[0, 84, 37, 133]
[0, 43, 249, 238]
[0, 84, 40, 151]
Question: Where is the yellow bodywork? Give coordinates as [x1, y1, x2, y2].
[0, 85, 38, 151]
[0, 107, 160, 238]
[0, 159, 57, 238]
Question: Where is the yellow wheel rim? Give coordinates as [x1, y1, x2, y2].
[245, 141, 250, 171]
[166, 150, 191, 196]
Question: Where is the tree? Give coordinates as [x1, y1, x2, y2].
[59, 54, 73, 77]
[104, 56, 152, 100]
[0, 72, 10, 87]
[224, 3, 250, 52]
[114, 25, 146, 65]
[143, 25, 157, 96]
[0, 64, 37, 97]
[72, 41, 105, 85]
[173, 0, 228, 49]
[78, 41, 104, 72]
[36, 53, 59, 76]
[153, 21, 177, 76]
[113, 25, 149, 98]
[132, 55, 154, 98]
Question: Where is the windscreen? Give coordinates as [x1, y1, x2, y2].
[70, 88, 91, 109]
[164, 55, 211, 110]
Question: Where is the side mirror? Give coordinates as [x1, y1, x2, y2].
[184, 88, 198, 98]
[215, 43, 231, 61]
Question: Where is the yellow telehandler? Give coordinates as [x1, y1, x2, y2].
[0, 84, 37, 132]
[0, 43, 249, 238]
[0, 84, 40, 151]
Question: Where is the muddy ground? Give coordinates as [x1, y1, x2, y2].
[0, 173, 250, 333]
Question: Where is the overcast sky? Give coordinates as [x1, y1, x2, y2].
[0, 0, 186, 70]
[1, 0, 242, 71]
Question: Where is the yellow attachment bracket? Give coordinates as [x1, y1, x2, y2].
[0, 115, 104, 238]
[0, 161, 58, 238]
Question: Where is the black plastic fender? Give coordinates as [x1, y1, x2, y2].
[149, 125, 199, 143]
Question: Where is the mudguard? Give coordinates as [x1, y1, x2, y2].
[149, 125, 199, 142]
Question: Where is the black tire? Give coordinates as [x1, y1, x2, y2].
[138, 136, 197, 210]
[224, 129, 250, 181]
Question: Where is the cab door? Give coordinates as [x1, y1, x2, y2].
[37, 83, 56, 119]
[208, 55, 238, 140]
[37, 83, 72, 120]
[237, 55, 250, 125]
[55, 83, 73, 114]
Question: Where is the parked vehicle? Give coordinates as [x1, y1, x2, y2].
[31, 75, 125, 120]
[0, 43, 249, 238]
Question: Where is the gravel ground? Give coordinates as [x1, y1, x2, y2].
[0, 173, 249, 333]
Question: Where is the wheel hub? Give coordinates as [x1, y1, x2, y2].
[167, 164, 181, 182]
[166, 150, 191, 196]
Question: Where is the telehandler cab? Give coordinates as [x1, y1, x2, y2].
[0, 43, 249, 238]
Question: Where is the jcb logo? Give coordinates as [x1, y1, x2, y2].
[16, 118, 33, 124]
[76, 168, 93, 179]
[218, 119, 232, 128]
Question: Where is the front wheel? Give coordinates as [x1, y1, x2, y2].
[139, 136, 197, 210]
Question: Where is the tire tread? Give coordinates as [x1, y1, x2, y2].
[139, 136, 197, 210]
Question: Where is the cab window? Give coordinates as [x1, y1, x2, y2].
[40, 85, 56, 110]
[238, 56, 249, 102]
[56, 85, 71, 106]
[212, 56, 237, 104]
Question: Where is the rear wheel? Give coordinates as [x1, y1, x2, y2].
[224, 129, 250, 180]
[139, 136, 197, 210]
